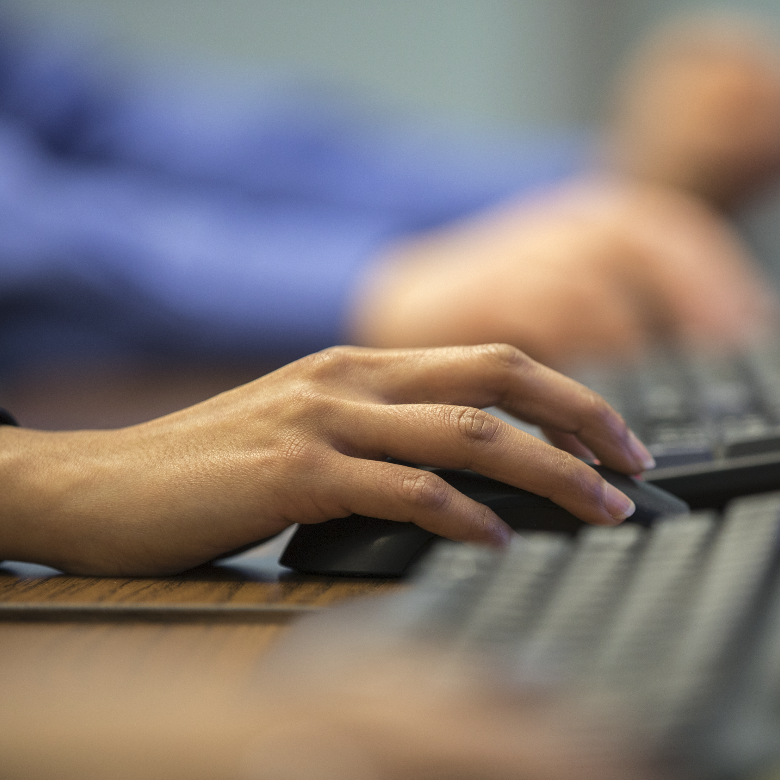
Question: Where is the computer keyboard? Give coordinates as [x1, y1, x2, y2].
[495, 342, 780, 508]
[389, 493, 780, 779]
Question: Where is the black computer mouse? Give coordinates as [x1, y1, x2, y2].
[279, 465, 689, 577]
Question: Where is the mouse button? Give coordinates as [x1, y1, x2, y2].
[625, 481, 690, 526]
[432, 468, 528, 502]
[487, 496, 586, 535]
[280, 515, 437, 577]
[591, 465, 689, 525]
[591, 466, 636, 493]
[431, 468, 585, 533]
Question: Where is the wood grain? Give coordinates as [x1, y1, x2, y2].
[0, 534, 401, 610]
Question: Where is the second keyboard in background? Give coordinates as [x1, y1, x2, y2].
[491, 342, 780, 509]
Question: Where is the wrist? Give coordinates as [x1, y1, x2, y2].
[0, 427, 117, 572]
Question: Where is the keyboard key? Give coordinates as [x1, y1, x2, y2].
[521, 524, 644, 675]
[570, 346, 780, 504]
[397, 486, 780, 777]
[591, 514, 716, 710]
[647, 440, 714, 467]
[451, 534, 571, 651]
[723, 427, 780, 457]
[653, 495, 780, 728]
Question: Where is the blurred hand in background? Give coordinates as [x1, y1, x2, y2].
[351, 15, 780, 367]
[351, 177, 775, 368]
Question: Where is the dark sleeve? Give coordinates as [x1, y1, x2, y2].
[0, 407, 18, 426]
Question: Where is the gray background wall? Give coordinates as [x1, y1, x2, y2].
[11, 0, 780, 132]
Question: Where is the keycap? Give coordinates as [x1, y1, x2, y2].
[520, 524, 644, 675]
[722, 423, 780, 457]
[591, 514, 715, 685]
[652, 494, 780, 730]
[450, 534, 571, 652]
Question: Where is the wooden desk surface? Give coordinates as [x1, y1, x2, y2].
[0, 544, 396, 686]
[0, 535, 404, 777]
[0, 531, 398, 608]
[0, 533, 399, 664]
[0, 540, 396, 609]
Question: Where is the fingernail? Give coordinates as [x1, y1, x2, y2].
[490, 521, 514, 547]
[603, 482, 636, 523]
[628, 430, 656, 470]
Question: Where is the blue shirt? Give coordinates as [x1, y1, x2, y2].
[0, 21, 585, 375]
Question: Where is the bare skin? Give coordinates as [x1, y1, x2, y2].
[350, 179, 775, 367]
[350, 17, 780, 367]
[0, 344, 652, 576]
[606, 15, 780, 209]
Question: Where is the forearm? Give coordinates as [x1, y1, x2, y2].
[0, 422, 267, 576]
[0, 426, 101, 571]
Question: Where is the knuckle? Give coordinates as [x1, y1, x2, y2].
[276, 432, 326, 471]
[284, 386, 337, 419]
[300, 345, 363, 379]
[582, 387, 623, 430]
[449, 406, 502, 446]
[276, 388, 347, 451]
[478, 342, 531, 372]
[399, 471, 452, 514]
[555, 451, 603, 504]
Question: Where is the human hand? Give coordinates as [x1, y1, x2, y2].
[0, 344, 652, 575]
[349, 178, 775, 366]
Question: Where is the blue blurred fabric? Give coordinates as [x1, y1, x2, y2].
[0, 21, 586, 376]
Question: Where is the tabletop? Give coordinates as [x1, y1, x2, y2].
[0, 532, 401, 778]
